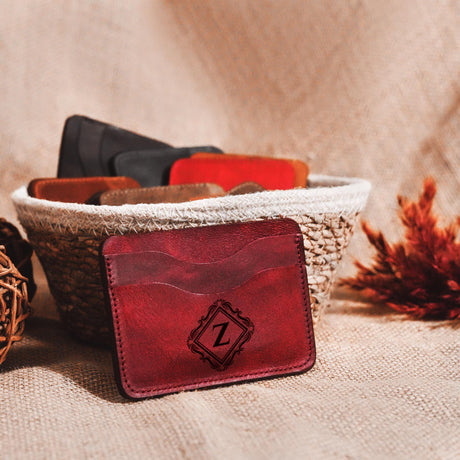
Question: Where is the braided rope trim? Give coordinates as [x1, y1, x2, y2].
[12, 175, 371, 236]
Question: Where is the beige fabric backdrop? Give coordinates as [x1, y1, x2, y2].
[0, 1, 458, 459]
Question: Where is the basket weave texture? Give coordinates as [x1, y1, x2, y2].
[0, 247, 30, 365]
[12, 175, 370, 345]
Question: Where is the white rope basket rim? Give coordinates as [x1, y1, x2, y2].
[12, 174, 371, 235]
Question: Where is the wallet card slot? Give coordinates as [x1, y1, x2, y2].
[107, 233, 300, 294]
[102, 219, 301, 261]
[121, 266, 294, 295]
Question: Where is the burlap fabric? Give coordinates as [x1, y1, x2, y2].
[1, 301, 457, 459]
[0, 1, 459, 458]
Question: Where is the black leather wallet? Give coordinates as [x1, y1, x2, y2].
[113, 146, 223, 187]
[57, 115, 223, 184]
[57, 115, 171, 177]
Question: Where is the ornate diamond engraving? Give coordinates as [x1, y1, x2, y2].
[187, 299, 254, 371]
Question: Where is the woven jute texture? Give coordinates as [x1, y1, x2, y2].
[1, 0, 459, 458]
[0, 299, 458, 459]
[13, 175, 370, 344]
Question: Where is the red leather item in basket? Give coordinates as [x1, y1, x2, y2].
[27, 176, 140, 204]
[169, 157, 296, 191]
[101, 218, 316, 399]
[192, 152, 310, 188]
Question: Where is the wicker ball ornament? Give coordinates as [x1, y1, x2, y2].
[0, 246, 30, 365]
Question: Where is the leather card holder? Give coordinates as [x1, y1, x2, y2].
[112, 146, 223, 187]
[101, 218, 316, 399]
[57, 115, 171, 178]
[192, 152, 309, 187]
[169, 157, 297, 191]
[99, 183, 225, 205]
[28, 176, 140, 203]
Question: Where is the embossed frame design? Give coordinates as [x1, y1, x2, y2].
[187, 299, 254, 371]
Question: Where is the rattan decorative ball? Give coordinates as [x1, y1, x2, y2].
[0, 246, 30, 365]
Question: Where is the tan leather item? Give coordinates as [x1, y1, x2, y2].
[192, 153, 309, 187]
[227, 182, 266, 195]
[27, 176, 140, 204]
[99, 183, 225, 205]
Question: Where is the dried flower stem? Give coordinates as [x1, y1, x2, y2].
[341, 178, 460, 320]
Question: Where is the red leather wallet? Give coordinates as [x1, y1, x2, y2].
[192, 152, 310, 188]
[101, 218, 315, 399]
[27, 176, 140, 204]
[169, 157, 296, 191]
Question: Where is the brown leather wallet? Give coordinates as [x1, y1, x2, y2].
[98, 182, 264, 205]
[101, 218, 316, 399]
[192, 153, 309, 187]
[27, 177, 140, 204]
[98, 183, 225, 205]
[227, 182, 266, 195]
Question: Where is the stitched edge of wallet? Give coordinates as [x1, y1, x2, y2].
[104, 231, 315, 397]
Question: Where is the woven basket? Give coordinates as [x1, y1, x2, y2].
[12, 174, 370, 345]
